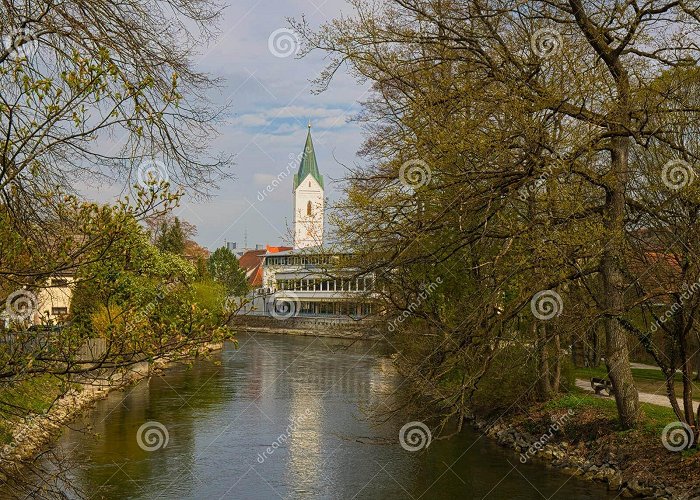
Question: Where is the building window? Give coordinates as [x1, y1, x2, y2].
[52, 306, 68, 316]
[307, 201, 312, 216]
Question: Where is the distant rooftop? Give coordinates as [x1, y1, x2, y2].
[263, 245, 352, 258]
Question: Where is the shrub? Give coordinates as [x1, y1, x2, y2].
[471, 343, 573, 415]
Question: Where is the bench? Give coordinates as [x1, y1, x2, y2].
[590, 377, 613, 396]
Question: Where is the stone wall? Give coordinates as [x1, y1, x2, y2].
[477, 418, 677, 498]
[231, 315, 384, 339]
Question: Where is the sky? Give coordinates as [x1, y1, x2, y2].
[83, 0, 368, 251]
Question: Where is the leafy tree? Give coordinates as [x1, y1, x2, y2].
[1, 0, 231, 297]
[207, 247, 248, 296]
[155, 217, 186, 255]
[297, 0, 700, 430]
[0, 0, 232, 489]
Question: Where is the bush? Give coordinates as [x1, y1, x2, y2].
[471, 343, 574, 415]
[471, 344, 539, 414]
[189, 280, 227, 318]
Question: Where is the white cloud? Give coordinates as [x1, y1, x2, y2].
[75, 0, 369, 249]
[235, 114, 269, 126]
[314, 115, 351, 129]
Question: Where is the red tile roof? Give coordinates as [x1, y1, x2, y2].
[266, 245, 293, 253]
[238, 249, 266, 287]
[238, 246, 293, 287]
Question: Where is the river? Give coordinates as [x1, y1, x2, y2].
[22, 332, 614, 499]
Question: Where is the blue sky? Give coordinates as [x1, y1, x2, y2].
[84, 0, 367, 250]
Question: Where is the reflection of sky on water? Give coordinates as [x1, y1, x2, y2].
[13, 333, 616, 500]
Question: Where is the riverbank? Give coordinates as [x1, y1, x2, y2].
[477, 391, 698, 498]
[231, 315, 385, 340]
[8, 332, 613, 499]
[0, 342, 223, 482]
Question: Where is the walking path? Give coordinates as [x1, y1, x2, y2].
[630, 362, 663, 371]
[575, 378, 699, 411]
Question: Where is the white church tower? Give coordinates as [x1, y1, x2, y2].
[293, 124, 324, 249]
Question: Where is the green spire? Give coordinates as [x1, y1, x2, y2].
[293, 124, 324, 190]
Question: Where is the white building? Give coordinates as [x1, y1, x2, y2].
[262, 248, 374, 318]
[36, 275, 73, 322]
[238, 126, 375, 320]
[293, 124, 324, 249]
[1, 275, 74, 329]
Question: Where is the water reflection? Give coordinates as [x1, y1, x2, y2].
[12, 333, 615, 499]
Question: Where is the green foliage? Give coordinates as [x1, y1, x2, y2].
[207, 246, 248, 296]
[69, 279, 101, 330]
[155, 217, 186, 255]
[0, 376, 64, 444]
[189, 280, 227, 317]
[62, 207, 231, 362]
[471, 345, 540, 414]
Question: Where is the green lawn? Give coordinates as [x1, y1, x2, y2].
[548, 389, 678, 435]
[575, 366, 700, 402]
[0, 375, 63, 445]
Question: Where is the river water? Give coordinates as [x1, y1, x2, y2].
[25, 333, 614, 499]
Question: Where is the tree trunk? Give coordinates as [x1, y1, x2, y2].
[571, 338, 580, 368]
[592, 324, 602, 366]
[536, 322, 552, 399]
[552, 330, 561, 393]
[679, 316, 695, 426]
[694, 331, 700, 381]
[601, 135, 640, 428]
[664, 367, 685, 422]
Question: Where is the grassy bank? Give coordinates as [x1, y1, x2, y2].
[546, 389, 677, 435]
[483, 387, 697, 497]
[575, 366, 700, 402]
[0, 376, 64, 445]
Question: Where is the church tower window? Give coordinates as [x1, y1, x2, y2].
[293, 124, 324, 249]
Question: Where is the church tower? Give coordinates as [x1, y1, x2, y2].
[293, 124, 324, 249]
